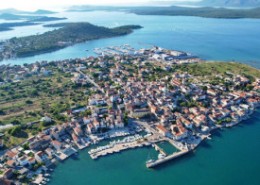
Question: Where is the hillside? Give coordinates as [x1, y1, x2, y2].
[0, 23, 142, 59]
[129, 6, 260, 19]
[198, 0, 260, 7]
[33, 9, 57, 14]
[68, 5, 260, 19]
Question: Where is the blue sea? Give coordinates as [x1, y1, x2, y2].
[1, 11, 260, 68]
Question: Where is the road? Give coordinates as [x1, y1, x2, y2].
[77, 69, 104, 93]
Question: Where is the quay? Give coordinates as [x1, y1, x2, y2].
[146, 149, 190, 168]
[89, 140, 152, 159]
[89, 134, 165, 159]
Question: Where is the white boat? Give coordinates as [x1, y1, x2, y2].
[146, 159, 154, 164]
[158, 153, 166, 159]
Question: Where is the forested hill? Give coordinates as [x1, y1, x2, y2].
[68, 5, 260, 19]
[197, 0, 260, 7]
[0, 23, 142, 59]
[128, 6, 260, 19]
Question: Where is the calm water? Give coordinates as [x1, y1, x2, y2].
[49, 109, 260, 185]
[1, 11, 260, 68]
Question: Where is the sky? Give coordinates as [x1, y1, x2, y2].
[0, 0, 199, 11]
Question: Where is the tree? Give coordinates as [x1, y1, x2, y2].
[11, 120, 21, 125]
[123, 112, 129, 126]
[0, 109, 5, 115]
[80, 109, 92, 117]
[202, 86, 208, 91]
[25, 100, 33, 104]
[8, 126, 22, 136]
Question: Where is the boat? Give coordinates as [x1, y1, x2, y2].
[158, 153, 166, 159]
[146, 159, 154, 164]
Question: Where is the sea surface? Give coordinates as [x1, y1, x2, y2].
[1, 11, 260, 68]
[1, 11, 260, 185]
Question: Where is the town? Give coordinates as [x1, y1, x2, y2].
[0, 46, 259, 185]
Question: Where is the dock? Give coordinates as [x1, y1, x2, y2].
[89, 140, 152, 159]
[146, 149, 190, 168]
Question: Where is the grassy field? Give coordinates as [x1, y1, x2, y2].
[0, 66, 93, 147]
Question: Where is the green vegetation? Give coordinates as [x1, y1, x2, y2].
[4, 23, 141, 57]
[174, 62, 260, 79]
[197, 0, 260, 7]
[0, 64, 92, 147]
[69, 6, 260, 19]
[30, 17, 67, 22]
[129, 6, 260, 19]
[0, 13, 64, 21]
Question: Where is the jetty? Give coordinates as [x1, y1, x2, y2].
[146, 149, 190, 168]
[89, 140, 152, 159]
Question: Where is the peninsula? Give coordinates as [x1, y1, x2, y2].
[0, 46, 259, 184]
[0, 23, 142, 60]
[68, 5, 260, 19]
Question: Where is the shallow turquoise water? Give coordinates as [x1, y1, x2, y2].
[48, 109, 260, 185]
[1, 11, 260, 68]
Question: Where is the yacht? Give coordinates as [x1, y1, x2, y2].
[158, 153, 166, 159]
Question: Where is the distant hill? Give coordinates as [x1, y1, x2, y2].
[0, 13, 67, 22]
[0, 8, 56, 15]
[0, 13, 25, 20]
[0, 8, 29, 14]
[30, 17, 67, 22]
[198, 0, 260, 7]
[33, 9, 57, 14]
[68, 5, 260, 19]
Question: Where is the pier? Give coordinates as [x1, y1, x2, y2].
[146, 149, 190, 168]
[89, 140, 152, 159]
[88, 134, 165, 160]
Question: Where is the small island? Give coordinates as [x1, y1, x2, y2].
[0, 46, 259, 184]
[0, 13, 67, 33]
[0, 22, 40, 32]
[0, 23, 142, 60]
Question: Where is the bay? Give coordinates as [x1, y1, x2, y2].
[1, 11, 260, 68]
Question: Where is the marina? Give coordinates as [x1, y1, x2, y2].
[88, 134, 163, 159]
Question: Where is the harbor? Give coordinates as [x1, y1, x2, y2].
[88, 134, 164, 160]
